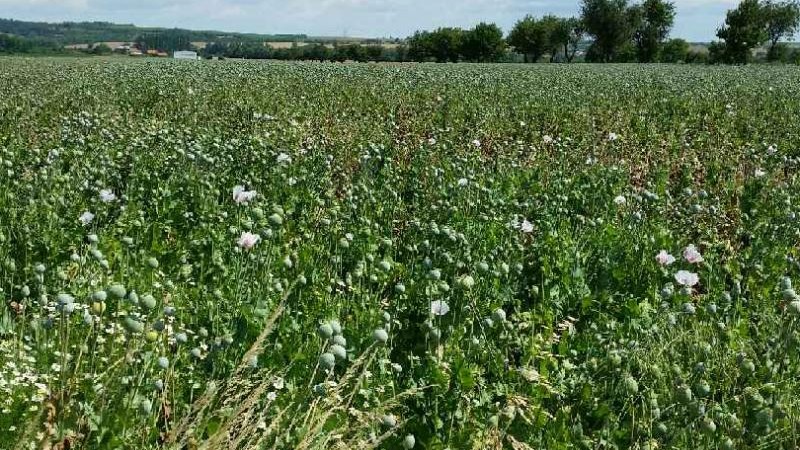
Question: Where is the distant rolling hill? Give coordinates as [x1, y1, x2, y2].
[0, 18, 306, 45]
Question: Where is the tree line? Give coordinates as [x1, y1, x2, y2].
[199, 0, 799, 64]
[2, 0, 798, 64]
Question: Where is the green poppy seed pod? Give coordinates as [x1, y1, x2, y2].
[402, 434, 415, 449]
[283, 255, 293, 268]
[380, 414, 397, 428]
[87, 234, 99, 243]
[329, 320, 342, 335]
[268, 213, 283, 226]
[373, 328, 389, 344]
[721, 437, 734, 450]
[382, 311, 391, 322]
[331, 335, 346, 346]
[655, 422, 668, 435]
[153, 379, 164, 391]
[34, 263, 46, 273]
[190, 347, 202, 358]
[780, 277, 792, 291]
[157, 356, 169, 369]
[128, 291, 139, 304]
[458, 275, 475, 289]
[317, 323, 333, 339]
[782, 288, 797, 301]
[378, 260, 392, 272]
[492, 308, 506, 323]
[706, 303, 717, 314]
[141, 294, 157, 310]
[330, 344, 347, 360]
[789, 300, 800, 316]
[90, 249, 103, 260]
[700, 417, 716, 434]
[623, 375, 638, 395]
[428, 269, 441, 280]
[124, 317, 144, 333]
[676, 384, 693, 404]
[319, 352, 335, 370]
[108, 284, 126, 299]
[56, 293, 74, 305]
[91, 290, 107, 302]
[147, 257, 159, 269]
[20, 286, 30, 297]
[695, 380, 711, 397]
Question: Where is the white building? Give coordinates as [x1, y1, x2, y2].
[174, 51, 198, 60]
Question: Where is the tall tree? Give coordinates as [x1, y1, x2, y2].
[716, 0, 768, 64]
[660, 38, 689, 62]
[507, 16, 549, 62]
[407, 31, 434, 61]
[763, 0, 800, 60]
[541, 15, 566, 62]
[631, 0, 676, 62]
[429, 27, 465, 62]
[462, 22, 506, 62]
[581, 0, 636, 62]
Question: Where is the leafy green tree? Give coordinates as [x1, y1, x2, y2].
[407, 31, 434, 61]
[631, 0, 676, 62]
[507, 16, 549, 62]
[716, 0, 768, 64]
[429, 27, 465, 62]
[541, 15, 566, 62]
[91, 43, 112, 55]
[462, 22, 506, 62]
[763, 0, 800, 61]
[581, 0, 636, 62]
[660, 38, 689, 62]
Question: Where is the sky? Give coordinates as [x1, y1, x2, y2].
[0, 0, 740, 42]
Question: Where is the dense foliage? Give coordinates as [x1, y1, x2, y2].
[1, 59, 800, 450]
[0, 18, 304, 46]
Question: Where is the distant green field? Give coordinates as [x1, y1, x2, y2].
[1, 58, 800, 449]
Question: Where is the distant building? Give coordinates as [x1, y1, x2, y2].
[174, 51, 198, 60]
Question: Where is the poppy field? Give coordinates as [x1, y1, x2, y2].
[1, 58, 800, 449]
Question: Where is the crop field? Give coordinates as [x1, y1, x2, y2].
[0, 58, 799, 449]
